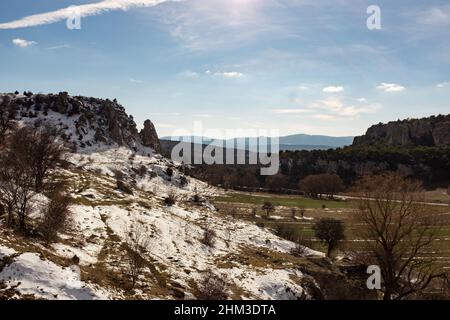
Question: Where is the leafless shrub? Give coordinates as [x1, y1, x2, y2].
[123, 223, 151, 289]
[290, 235, 313, 257]
[195, 269, 230, 300]
[40, 192, 72, 242]
[200, 225, 216, 247]
[114, 169, 125, 181]
[164, 190, 177, 206]
[117, 180, 133, 195]
[137, 165, 147, 177]
[166, 167, 174, 179]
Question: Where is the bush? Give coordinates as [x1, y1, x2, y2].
[40, 193, 72, 242]
[195, 269, 230, 300]
[290, 235, 313, 257]
[179, 175, 188, 187]
[117, 180, 133, 195]
[192, 194, 201, 203]
[201, 226, 216, 247]
[262, 201, 275, 217]
[274, 224, 299, 242]
[123, 223, 150, 289]
[137, 165, 147, 177]
[164, 191, 177, 206]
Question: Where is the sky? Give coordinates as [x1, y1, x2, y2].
[0, 0, 449, 138]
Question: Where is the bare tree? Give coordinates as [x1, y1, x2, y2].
[5, 125, 64, 193]
[123, 223, 151, 288]
[262, 201, 275, 217]
[291, 207, 297, 220]
[0, 136, 36, 229]
[314, 218, 345, 258]
[299, 174, 345, 199]
[28, 124, 65, 192]
[265, 174, 288, 191]
[0, 103, 16, 144]
[354, 174, 447, 300]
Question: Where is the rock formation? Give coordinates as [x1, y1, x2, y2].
[0, 92, 162, 153]
[353, 115, 450, 147]
[140, 119, 161, 153]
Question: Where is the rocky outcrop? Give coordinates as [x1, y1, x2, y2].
[353, 115, 450, 147]
[0, 92, 161, 153]
[140, 119, 161, 153]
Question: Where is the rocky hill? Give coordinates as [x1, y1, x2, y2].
[0, 91, 161, 154]
[353, 114, 450, 147]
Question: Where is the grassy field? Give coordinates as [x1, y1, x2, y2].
[213, 191, 450, 267]
[215, 192, 351, 209]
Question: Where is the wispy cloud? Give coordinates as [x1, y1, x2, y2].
[310, 114, 337, 121]
[436, 82, 450, 88]
[308, 97, 380, 117]
[47, 44, 71, 50]
[416, 5, 450, 26]
[213, 71, 245, 79]
[271, 109, 313, 115]
[0, 0, 173, 29]
[376, 83, 406, 93]
[12, 38, 37, 47]
[178, 70, 199, 79]
[129, 77, 144, 83]
[322, 86, 344, 93]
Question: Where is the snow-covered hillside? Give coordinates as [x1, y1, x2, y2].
[0, 92, 343, 300]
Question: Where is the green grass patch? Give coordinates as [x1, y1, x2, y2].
[215, 193, 350, 209]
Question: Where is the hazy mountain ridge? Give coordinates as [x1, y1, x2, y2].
[162, 134, 354, 151]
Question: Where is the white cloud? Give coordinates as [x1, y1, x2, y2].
[12, 38, 37, 47]
[322, 86, 344, 93]
[129, 77, 143, 83]
[271, 109, 312, 114]
[357, 98, 367, 102]
[376, 83, 406, 92]
[310, 114, 337, 120]
[437, 82, 450, 88]
[0, 0, 172, 29]
[307, 97, 380, 118]
[213, 71, 245, 79]
[417, 6, 450, 26]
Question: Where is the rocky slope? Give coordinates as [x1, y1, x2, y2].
[0, 92, 371, 300]
[353, 114, 450, 147]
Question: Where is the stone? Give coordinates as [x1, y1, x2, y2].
[140, 119, 161, 153]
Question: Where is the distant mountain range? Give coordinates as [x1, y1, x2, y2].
[161, 134, 354, 151]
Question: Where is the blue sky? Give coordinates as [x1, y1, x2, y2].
[0, 0, 449, 138]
